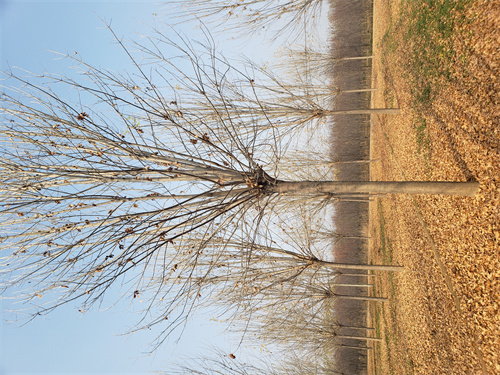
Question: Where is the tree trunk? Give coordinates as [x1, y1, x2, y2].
[325, 108, 401, 115]
[341, 235, 372, 240]
[271, 180, 479, 197]
[332, 159, 380, 164]
[336, 344, 373, 350]
[333, 283, 373, 288]
[341, 88, 377, 94]
[335, 295, 388, 303]
[252, 244, 403, 272]
[339, 325, 376, 331]
[336, 334, 382, 343]
[316, 259, 402, 272]
[338, 273, 376, 278]
[334, 55, 374, 61]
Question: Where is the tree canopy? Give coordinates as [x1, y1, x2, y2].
[0, 26, 477, 354]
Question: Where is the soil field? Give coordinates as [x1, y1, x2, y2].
[368, 1, 499, 374]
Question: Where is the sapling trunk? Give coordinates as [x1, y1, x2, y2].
[341, 88, 377, 93]
[314, 259, 403, 272]
[335, 295, 388, 303]
[270, 180, 479, 197]
[334, 55, 374, 61]
[324, 108, 400, 115]
[336, 344, 373, 351]
[333, 283, 373, 288]
[339, 325, 376, 331]
[338, 273, 376, 278]
[335, 334, 383, 343]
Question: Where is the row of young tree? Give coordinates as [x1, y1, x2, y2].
[0, 2, 478, 374]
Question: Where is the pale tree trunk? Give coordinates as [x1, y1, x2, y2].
[331, 159, 380, 164]
[340, 325, 376, 331]
[249, 107, 400, 118]
[341, 88, 377, 93]
[336, 334, 382, 343]
[333, 283, 373, 288]
[337, 272, 375, 277]
[334, 55, 374, 61]
[324, 108, 400, 115]
[337, 344, 373, 350]
[271, 180, 479, 197]
[339, 273, 376, 278]
[341, 235, 371, 240]
[246, 243, 403, 272]
[336, 295, 388, 303]
[316, 260, 402, 272]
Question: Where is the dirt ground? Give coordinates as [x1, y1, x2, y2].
[368, 1, 499, 374]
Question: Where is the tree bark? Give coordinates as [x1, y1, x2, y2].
[341, 88, 377, 93]
[336, 334, 382, 343]
[317, 260, 403, 272]
[336, 344, 373, 350]
[334, 55, 374, 61]
[247, 244, 403, 272]
[339, 325, 376, 331]
[333, 283, 373, 288]
[324, 108, 401, 115]
[335, 295, 388, 303]
[338, 273, 376, 277]
[271, 180, 479, 197]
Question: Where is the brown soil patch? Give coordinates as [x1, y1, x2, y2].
[368, 1, 499, 374]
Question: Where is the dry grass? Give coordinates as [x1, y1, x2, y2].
[368, 0, 499, 374]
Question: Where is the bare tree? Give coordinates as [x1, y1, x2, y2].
[172, 349, 276, 375]
[211, 58, 401, 140]
[238, 294, 381, 358]
[185, 220, 386, 355]
[278, 151, 379, 179]
[308, 222, 371, 245]
[115, 223, 392, 345]
[281, 45, 375, 77]
[0, 28, 478, 347]
[176, 235, 388, 305]
[166, 0, 325, 42]
[171, 348, 349, 374]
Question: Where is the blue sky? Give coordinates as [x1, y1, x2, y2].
[0, 2, 242, 374]
[0, 1, 330, 374]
